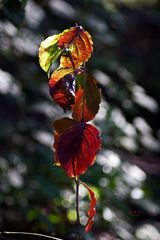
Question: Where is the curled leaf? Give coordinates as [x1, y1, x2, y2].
[72, 74, 101, 122]
[39, 34, 62, 73]
[58, 25, 93, 68]
[80, 181, 96, 232]
[53, 121, 101, 177]
[49, 74, 75, 110]
[49, 66, 85, 110]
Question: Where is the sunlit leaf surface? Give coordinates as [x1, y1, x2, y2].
[39, 34, 62, 72]
[58, 26, 93, 68]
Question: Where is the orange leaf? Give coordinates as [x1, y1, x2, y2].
[58, 25, 93, 68]
[53, 121, 101, 177]
[58, 27, 78, 49]
[80, 181, 97, 232]
[72, 74, 101, 122]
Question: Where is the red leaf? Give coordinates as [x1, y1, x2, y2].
[80, 181, 97, 232]
[54, 121, 101, 177]
[49, 74, 75, 110]
[58, 25, 93, 68]
[72, 74, 101, 122]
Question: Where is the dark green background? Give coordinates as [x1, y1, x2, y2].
[0, 0, 160, 239]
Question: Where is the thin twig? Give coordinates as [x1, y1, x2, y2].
[0, 232, 62, 240]
[72, 156, 80, 238]
[75, 178, 81, 240]
[75, 178, 80, 226]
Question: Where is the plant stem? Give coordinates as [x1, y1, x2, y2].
[75, 178, 81, 240]
[75, 178, 80, 226]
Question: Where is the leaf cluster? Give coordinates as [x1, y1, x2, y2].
[39, 25, 101, 232]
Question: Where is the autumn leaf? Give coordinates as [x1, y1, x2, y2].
[49, 74, 75, 110]
[58, 25, 93, 68]
[80, 181, 97, 232]
[49, 66, 86, 110]
[58, 27, 78, 49]
[72, 74, 101, 122]
[39, 34, 62, 73]
[53, 121, 101, 177]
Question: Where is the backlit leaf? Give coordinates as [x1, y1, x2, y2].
[72, 74, 101, 122]
[58, 25, 93, 68]
[80, 181, 96, 232]
[49, 74, 75, 110]
[54, 121, 101, 177]
[58, 27, 78, 49]
[39, 34, 62, 73]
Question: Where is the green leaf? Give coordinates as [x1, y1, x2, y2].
[39, 34, 62, 73]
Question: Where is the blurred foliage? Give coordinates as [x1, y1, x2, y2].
[0, 0, 160, 239]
